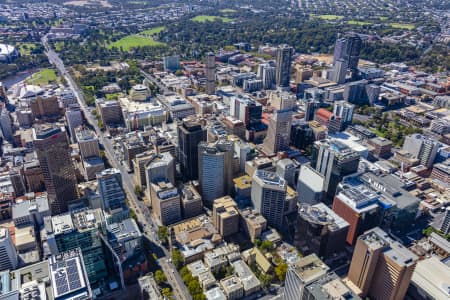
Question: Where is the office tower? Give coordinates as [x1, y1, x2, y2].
[251, 170, 286, 229]
[47, 209, 108, 283]
[296, 164, 325, 205]
[284, 254, 330, 300]
[205, 52, 216, 95]
[0, 227, 18, 271]
[344, 80, 369, 105]
[75, 128, 100, 160]
[295, 203, 349, 259]
[347, 227, 418, 300]
[0, 108, 13, 141]
[290, 121, 314, 150]
[198, 139, 234, 206]
[229, 95, 263, 129]
[270, 90, 296, 111]
[212, 196, 239, 237]
[150, 180, 181, 225]
[65, 104, 83, 143]
[304, 100, 320, 122]
[48, 249, 92, 300]
[295, 66, 313, 84]
[0, 82, 6, 102]
[239, 208, 267, 242]
[95, 99, 123, 126]
[177, 121, 207, 180]
[332, 184, 380, 245]
[365, 84, 380, 104]
[97, 168, 128, 223]
[440, 206, 450, 234]
[130, 84, 150, 102]
[257, 63, 276, 89]
[367, 137, 392, 159]
[331, 58, 348, 84]
[163, 55, 180, 72]
[403, 134, 439, 168]
[181, 183, 203, 219]
[133, 151, 154, 188]
[145, 152, 175, 195]
[311, 139, 360, 201]
[333, 34, 362, 74]
[275, 45, 293, 88]
[276, 158, 297, 187]
[33, 126, 78, 215]
[262, 109, 292, 156]
[30, 96, 61, 120]
[333, 100, 354, 129]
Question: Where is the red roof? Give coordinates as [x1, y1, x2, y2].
[316, 108, 332, 120]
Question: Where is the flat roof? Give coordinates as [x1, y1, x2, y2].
[411, 256, 450, 299]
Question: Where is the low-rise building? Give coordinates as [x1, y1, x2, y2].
[220, 275, 244, 300]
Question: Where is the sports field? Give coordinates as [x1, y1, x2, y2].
[191, 15, 234, 23]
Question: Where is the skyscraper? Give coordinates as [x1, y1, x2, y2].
[347, 227, 418, 300]
[150, 180, 181, 225]
[97, 168, 128, 223]
[262, 109, 292, 156]
[177, 121, 207, 180]
[331, 58, 348, 84]
[332, 34, 362, 76]
[145, 152, 175, 202]
[205, 52, 216, 95]
[0, 227, 18, 271]
[198, 139, 234, 206]
[65, 104, 83, 143]
[333, 100, 354, 129]
[257, 63, 276, 89]
[275, 45, 293, 88]
[33, 126, 78, 215]
[251, 170, 286, 229]
[311, 139, 360, 201]
[403, 133, 439, 168]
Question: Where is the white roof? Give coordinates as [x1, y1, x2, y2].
[411, 256, 450, 299]
[0, 44, 15, 55]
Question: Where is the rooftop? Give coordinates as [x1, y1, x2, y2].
[290, 254, 330, 284]
[298, 203, 349, 231]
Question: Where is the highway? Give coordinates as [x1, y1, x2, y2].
[42, 35, 191, 300]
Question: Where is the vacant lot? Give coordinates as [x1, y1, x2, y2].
[107, 35, 166, 51]
[191, 15, 234, 23]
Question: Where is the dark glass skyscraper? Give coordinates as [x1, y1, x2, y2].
[332, 34, 362, 77]
[177, 121, 207, 180]
[275, 45, 293, 88]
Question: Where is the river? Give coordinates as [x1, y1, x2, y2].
[1, 68, 37, 89]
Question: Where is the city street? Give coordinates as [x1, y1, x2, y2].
[42, 35, 191, 300]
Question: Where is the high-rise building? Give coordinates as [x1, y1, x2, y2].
[296, 164, 325, 205]
[403, 134, 439, 168]
[331, 58, 348, 84]
[269, 90, 296, 111]
[258, 63, 276, 89]
[33, 126, 78, 215]
[163, 55, 180, 72]
[212, 196, 239, 237]
[440, 206, 450, 234]
[96, 99, 123, 126]
[205, 52, 216, 95]
[239, 208, 267, 242]
[145, 152, 175, 203]
[30, 96, 61, 120]
[0, 82, 7, 102]
[262, 109, 292, 156]
[332, 184, 380, 245]
[150, 180, 181, 225]
[295, 203, 349, 259]
[333, 100, 354, 128]
[177, 121, 207, 180]
[311, 139, 360, 201]
[344, 80, 369, 105]
[46, 208, 108, 284]
[275, 45, 293, 88]
[133, 151, 154, 188]
[180, 183, 203, 219]
[65, 104, 83, 143]
[48, 248, 92, 300]
[0, 108, 13, 141]
[0, 227, 18, 271]
[284, 254, 330, 300]
[332, 34, 362, 76]
[75, 128, 100, 160]
[290, 121, 314, 150]
[276, 158, 297, 187]
[304, 100, 320, 122]
[97, 168, 128, 223]
[251, 170, 286, 229]
[229, 94, 263, 129]
[198, 139, 234, 206]
[347, 227, 418, 300]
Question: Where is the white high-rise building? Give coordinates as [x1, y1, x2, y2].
[251, 170, 287, 229]
[333, 100, 354, 127]
[0, 227, 18, 271]
[403, 134, 439, 168]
